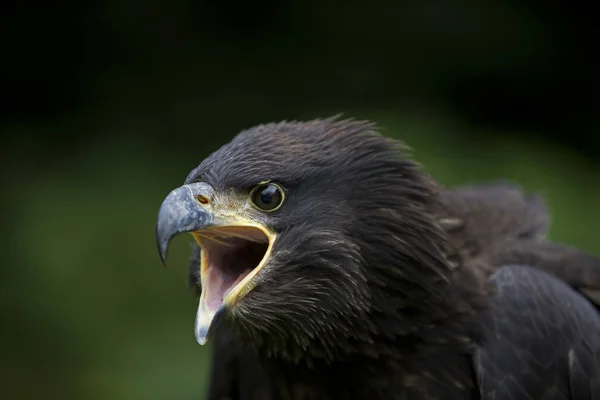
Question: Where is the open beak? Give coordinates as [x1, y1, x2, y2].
[155, 182, 276, 345]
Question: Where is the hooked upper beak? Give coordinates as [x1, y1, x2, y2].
[155, 182, 275, 345]
[155, 182, 215, 266]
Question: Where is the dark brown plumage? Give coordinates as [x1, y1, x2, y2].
[436, 183, 600, 308]
[199, 181, 600, 400]
[156, 116, 600, 400]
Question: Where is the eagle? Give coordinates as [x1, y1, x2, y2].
[198, 182, 600, 400]
[155, 117, 600, 400]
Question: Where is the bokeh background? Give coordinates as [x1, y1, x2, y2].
[1, 1, 598, 399]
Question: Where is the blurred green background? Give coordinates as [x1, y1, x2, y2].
[1, 1, 598, 399]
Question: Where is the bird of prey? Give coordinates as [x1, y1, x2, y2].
[195, 181, 600, 400]
[155, 117, 600, 400]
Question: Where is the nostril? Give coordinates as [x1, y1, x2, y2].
[197, 195, 210, 205]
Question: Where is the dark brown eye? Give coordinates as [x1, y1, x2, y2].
[250, 182, 284, 212]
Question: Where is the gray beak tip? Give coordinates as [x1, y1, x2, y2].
[156, 235, 169, 267]
[155, 199, 175, 267]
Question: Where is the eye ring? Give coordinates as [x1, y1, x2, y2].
[249, 182, 285, 212]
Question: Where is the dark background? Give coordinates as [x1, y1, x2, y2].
[1, 1, 598, 399]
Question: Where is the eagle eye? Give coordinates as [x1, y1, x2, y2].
[250, 182, 285, 212]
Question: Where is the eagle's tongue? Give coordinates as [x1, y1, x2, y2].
[223, 269, 252, 300]
[204, 264, 251, 313]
